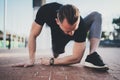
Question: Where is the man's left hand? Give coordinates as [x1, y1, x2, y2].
[40, 58, 50, 65]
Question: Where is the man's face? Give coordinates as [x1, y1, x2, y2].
[56, 17, 80, 36]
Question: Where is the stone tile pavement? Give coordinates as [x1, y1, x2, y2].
[0, 47, 120, 80]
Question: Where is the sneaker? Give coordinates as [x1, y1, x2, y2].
[85, 52, 109, 70]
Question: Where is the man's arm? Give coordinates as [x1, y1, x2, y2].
[41, 42, 86, 65]
[54, 42, 86, 65]
[12, 22, 43, 67]
[28, 22, 43, 64]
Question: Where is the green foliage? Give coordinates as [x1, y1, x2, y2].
[112, 17, 120, 27]
[0, 30, 3, 34]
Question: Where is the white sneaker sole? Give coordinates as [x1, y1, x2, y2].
[85, 62, 108, 69]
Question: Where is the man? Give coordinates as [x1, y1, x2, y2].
[13, 2, 108, 69]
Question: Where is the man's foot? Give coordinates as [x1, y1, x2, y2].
[85, 52, 109, 70]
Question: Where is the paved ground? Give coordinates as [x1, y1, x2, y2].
[0, 47, 120, 80]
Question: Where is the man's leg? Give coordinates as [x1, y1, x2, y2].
[89, 38, 100, 54]
[53, 53, 59, 58]
[84, 12, 108, 69]
[52, 47, 64, 58]
[84, 12, 102, 54]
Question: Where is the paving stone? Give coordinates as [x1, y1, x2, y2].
[0, 48, 119, 80]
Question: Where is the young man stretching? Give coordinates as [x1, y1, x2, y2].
[13, 2, 108, 70]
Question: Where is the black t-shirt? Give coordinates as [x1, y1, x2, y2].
[35, 2, 87, 54]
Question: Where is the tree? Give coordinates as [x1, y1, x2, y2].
[113, 17, 120, 27]
[112, 17, 120, 40]
[0, 30, 3, 34]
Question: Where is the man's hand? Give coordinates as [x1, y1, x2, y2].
[40, 58, 50, 65]
[11, 62, 34, 68]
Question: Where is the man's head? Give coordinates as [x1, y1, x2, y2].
[56, 4, 80, 36]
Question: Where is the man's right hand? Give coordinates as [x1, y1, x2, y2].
[11, 62, 34, 68]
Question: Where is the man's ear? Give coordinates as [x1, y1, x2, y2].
[55, 18, 59, 25]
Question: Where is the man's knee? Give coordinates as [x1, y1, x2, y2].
[88, 12, 102, 39]
[91, 11, 101, 16]
[92, 11, 102, 20]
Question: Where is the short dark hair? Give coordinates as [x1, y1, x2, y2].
[57, 4, 80, 25]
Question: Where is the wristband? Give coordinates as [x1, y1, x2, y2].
[50, 58, 54, 65]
